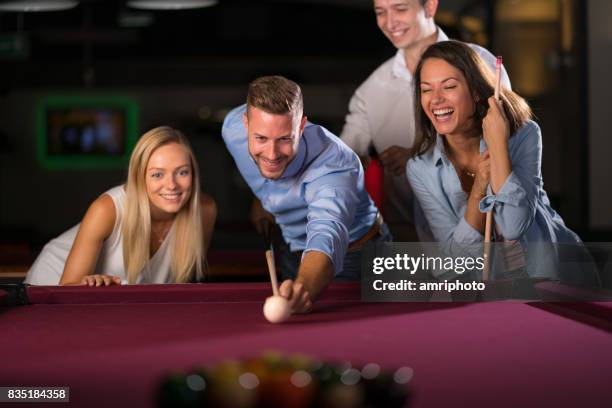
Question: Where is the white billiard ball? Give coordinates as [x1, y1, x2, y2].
[263, 295, 291, 323]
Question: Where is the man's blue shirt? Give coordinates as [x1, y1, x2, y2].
[222, 104, 378, 274]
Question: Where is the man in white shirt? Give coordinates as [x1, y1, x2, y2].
[340, 0, 509, 241]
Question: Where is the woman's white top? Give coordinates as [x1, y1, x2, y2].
[24, 185, 175, 285]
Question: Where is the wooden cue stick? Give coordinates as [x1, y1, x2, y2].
[261, 223, 280, 296]
[265, 249, 280, 296]
[483, 56, 503, 281]
[483, 212, 493, 280]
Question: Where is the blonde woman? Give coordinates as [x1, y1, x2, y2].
[25, 126, 216, 286]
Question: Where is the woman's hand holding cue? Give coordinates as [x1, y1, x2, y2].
[471, 151, 491, 198]
[482, 96, 512, 194]
[482, 96, 510, 151]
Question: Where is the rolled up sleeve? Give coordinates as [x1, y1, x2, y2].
[303, 175, 358, 275]
[479, 122, 541, 240]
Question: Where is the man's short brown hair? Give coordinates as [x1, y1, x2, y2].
[246, 75, 303, 120]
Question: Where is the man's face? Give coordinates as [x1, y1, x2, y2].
[374, 0, 436, 50]
[244, 106, 306, 180]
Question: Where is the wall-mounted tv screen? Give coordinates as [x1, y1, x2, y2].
[36, 95, 138, 169]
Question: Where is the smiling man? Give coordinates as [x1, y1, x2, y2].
[340, 0, 510, 242]
[222, 76, 389, 312]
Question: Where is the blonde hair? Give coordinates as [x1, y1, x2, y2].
[122, 126, 204, 283]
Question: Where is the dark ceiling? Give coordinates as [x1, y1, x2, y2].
[0, 0, 477, 87]
[0, 0, 391, 60]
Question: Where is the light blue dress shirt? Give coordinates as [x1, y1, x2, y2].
[407, 120, 599, 286]
[222, 105, 378, 274]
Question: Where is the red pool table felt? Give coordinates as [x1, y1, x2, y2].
[1, 283, 611, 408]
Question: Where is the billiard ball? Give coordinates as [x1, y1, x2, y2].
[263, 296, 291, 323]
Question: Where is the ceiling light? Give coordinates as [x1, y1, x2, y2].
[127, 0, 217, 10]
[0, 1, 78, 12]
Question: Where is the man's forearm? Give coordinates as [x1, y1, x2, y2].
[296, 250, 334, 301]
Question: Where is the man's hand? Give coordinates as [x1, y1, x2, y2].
[250, 198, 276, 236]
[279, 251, 333, 313]
[379, 145, 411, 176]
[81, 274, 122, 287]
[279, 279, 313, 313]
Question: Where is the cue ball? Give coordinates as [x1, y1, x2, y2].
[263, 296, 291, 323]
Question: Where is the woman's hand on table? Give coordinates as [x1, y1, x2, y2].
[81, 274, 122, 287]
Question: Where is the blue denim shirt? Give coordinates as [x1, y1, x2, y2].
[407, 120, 598, 285]
[222, 105, 378, 274]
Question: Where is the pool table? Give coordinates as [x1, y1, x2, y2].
[1, 283, 611, 407]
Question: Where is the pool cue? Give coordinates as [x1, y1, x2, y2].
[263, 224, 280, 296]
[483, 56, 503, 281]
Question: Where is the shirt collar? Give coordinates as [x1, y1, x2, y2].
[436, 27, 450, 42]
[433, 133, 487, 167]
[433, 134, 447, 167]
[280, 131, 307, 179]
[391, 49, 412, 80]
[391, 27, 450, 80]
[479, 138, 487, 154]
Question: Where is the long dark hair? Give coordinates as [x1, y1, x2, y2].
[412, 40, 532, 157]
